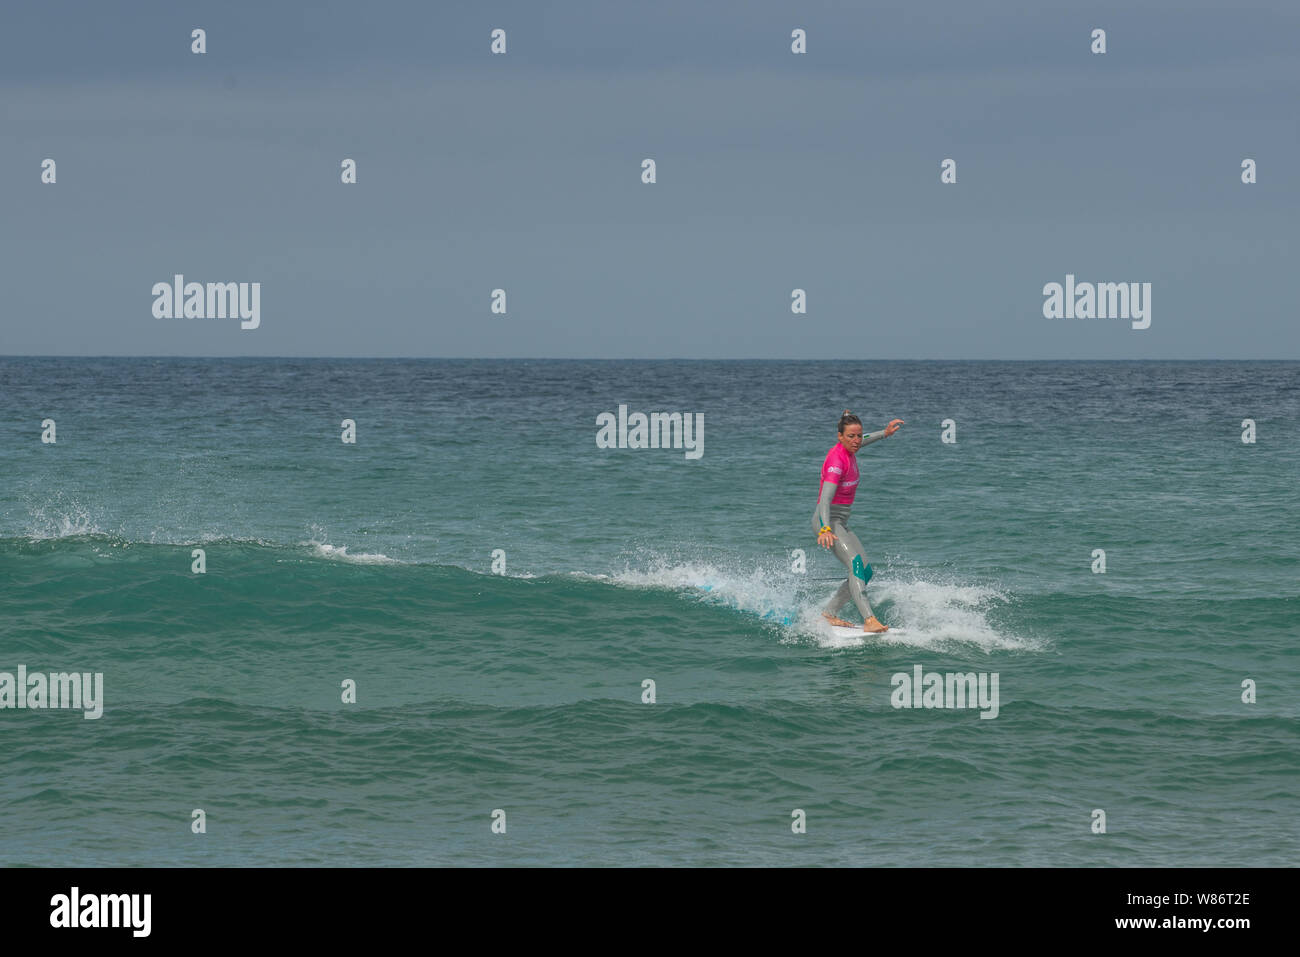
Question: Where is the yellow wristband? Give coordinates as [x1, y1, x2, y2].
[819, 525, 832, 535]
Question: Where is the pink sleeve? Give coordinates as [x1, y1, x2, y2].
[821, 445, 846, 485]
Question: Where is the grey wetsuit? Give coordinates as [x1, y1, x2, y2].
[811, 429, 887, 621]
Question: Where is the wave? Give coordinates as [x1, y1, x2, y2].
[2, 533, 1039, 653]
[8, 509, 400, 566]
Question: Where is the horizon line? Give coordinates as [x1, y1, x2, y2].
[3, 355, 1297, 363]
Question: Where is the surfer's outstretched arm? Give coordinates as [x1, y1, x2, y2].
[861, 418, 904, 448]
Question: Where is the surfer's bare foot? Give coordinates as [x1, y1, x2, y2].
[822, 612, 855, 627]
[863, 616, 889, 633]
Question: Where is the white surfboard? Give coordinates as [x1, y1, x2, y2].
[828, 624, 904, 640]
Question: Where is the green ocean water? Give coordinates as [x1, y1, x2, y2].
[1, 358, 1296, 865]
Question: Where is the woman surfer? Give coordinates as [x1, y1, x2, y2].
[812, 410, 904, 633]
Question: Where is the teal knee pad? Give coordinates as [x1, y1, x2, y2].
[852, 555, 873, 584]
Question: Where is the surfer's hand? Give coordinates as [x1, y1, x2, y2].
[817, 531, 836, 549]
[884, 418, 904, 436]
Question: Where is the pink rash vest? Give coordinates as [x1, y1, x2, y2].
[819, 443, 859, 505]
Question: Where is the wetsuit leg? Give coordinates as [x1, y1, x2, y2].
[823, 577, 855, 616]
[826, 519, 875, 621]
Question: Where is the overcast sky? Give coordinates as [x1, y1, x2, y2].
[3, 0, 1297, 358]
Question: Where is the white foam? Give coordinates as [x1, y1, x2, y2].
[612, 559, 802, 624]
[305, 541, 401, 565]
[608, 556, 1041, 654]
[24, 499, 104, 540]
[795, 574, 1040, 653]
